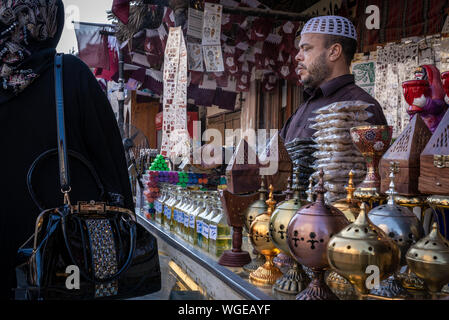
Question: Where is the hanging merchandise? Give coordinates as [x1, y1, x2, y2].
[144, 28, 164, 65]
[202, 3, 223, 46]
[187, 7, 204, 39]
[74, 22, 111, 69]
[161, 27, 190, 160]
[203, 45, 225, 72]
[202, 3, 224, 72]
[223, 45, 238, 75]
[187, 43, 204, 72]
[352, 61, 376, 97]
[279, 21, 301, 56]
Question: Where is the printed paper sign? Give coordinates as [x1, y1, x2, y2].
[187, 42, 204, 71]
[202, 3, 222, 45]
[187, 8, 203, 39]
[209, 225, 217, 240]
[203, 45, 224, 72]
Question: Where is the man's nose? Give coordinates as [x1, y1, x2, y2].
[295, 50, 304, 62]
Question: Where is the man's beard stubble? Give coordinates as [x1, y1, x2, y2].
[301, 52, 332, 89]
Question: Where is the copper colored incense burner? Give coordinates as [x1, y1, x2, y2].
[287, 169, 350, 300]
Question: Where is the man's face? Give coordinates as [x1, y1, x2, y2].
[295, 33, 332, 89]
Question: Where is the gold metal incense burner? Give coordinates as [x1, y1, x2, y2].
[273, 176, 294, 270]
[406, 222, 449, 299]
[249, 184, 283, 285]
[270, 171, 310, 294]
[394, 194, 429, 291]
[327, 203, 401, 300]
[242, 180, 268, 272]
[327, 170, 362, 298]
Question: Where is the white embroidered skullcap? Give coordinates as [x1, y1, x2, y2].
[301, 15, 357, 40]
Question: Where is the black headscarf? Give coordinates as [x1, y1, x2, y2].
[0, 0, 65, 104]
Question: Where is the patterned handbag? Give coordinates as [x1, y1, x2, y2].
[14, 53, 161, 300]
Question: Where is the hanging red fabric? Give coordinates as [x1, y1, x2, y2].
[112, 0, 131, 24]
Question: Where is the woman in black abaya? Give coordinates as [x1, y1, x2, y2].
[0, 0, 134, 299]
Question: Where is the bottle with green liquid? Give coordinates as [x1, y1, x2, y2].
[209, 195, 232, 257]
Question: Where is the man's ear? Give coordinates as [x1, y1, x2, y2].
[328, 43, 343, 62]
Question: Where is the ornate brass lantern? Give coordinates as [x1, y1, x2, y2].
[249, 185, 283, 285]
[406, 222, 449, 298]
[270, 171, 310, 294]
[327, 203, 401, 299]
[287, 169, 350, 300]
[367, 162, 423, 297]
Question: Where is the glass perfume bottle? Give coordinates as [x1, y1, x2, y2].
[200, 194, 218, 252]
[169, 187, 182, 232]
[188, 192, 203, 245]
[181, 190, 195, 240]
[154, 185, 167, 224]
[209, 197, 232, 257]
[178, 189, 191, 238]
[195, 192, 210, 248]
[174, 188, 186, 236]
[162, 186, 175, 229]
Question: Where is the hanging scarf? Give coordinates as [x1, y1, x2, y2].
[0, 0, 62, 99]
[161, 26, 189, 160]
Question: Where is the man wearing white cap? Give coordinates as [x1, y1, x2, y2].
[280, 15, 387, 143]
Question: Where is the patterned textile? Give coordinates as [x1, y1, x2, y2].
[354, 0, 449, 53]
[352, 61, 376, 96]
[161, 27, 190, 160]
[0, 0, 59, 95]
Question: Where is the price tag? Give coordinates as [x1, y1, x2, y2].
[209, 225, 217, 240]
[189, 215, 195, 228]
[196, 220, 203, 234]
[164, 207, 170, 219]
[202, 223, 209, 239]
